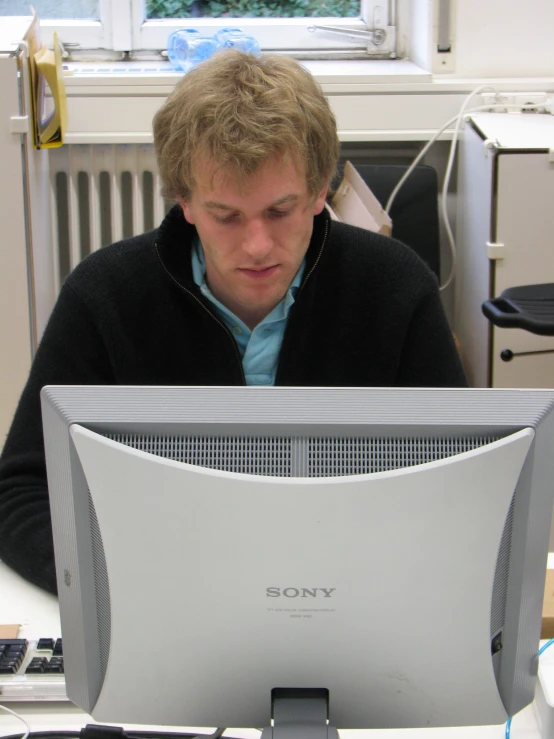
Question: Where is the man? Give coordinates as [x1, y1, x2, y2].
[0, 51, 466, 594]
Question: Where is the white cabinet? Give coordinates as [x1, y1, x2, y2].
[455, 113, 554, 388]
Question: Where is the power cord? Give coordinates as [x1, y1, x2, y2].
[0, 715, 235, 739]
[81, 727, 228, 739]
[384, 90, 543, 292]
[0, 704, 31, 739]
[437, 85, 496, 292]
[0, 733, 231, 739]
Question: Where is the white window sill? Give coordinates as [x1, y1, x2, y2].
[63, 58, 430, 91]
[63, 58, 554, 94]
[56, 59, 554, 144]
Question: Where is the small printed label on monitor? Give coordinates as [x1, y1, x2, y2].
[265, 587, 337, 617]
[266, 607, 336, 619]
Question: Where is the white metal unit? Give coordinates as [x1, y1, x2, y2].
[455, 113, 554, 389]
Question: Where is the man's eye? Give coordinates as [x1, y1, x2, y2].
[268, 209, 290, 219]
[214, 213, 238, 224]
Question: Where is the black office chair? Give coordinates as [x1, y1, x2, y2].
[482, 284, 554, 337]
[339, 163, 441, 280]
[483, 284, 554, 365]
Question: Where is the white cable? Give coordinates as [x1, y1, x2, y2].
[384, 94, 543, 292]
[0, 703, 31, 739]
[385, 111, 459, 213]
[440, 100, 541, 291]
[385, 86, 496, 215]
[439, 85, 496, 291]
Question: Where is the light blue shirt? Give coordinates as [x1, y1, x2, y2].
[191, 239, 305, 385]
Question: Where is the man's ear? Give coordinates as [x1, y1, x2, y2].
[178, 198, 195, 225]
[312, 184, 329, 215]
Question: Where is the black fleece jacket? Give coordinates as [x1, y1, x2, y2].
[0, 206, 466, 593]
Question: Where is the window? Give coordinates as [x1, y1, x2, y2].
[0, 0, 99, 19]
[138, 0, 396, 54]
[1, 0, 397, 56]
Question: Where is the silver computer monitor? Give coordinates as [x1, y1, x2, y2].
[41, 386, 554, 731]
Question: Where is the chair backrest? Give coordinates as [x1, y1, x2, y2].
[348, 164, 441, 280]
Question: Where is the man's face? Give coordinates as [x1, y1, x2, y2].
[180, 156, 328, 329]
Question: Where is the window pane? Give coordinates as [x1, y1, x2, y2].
[146, 0, 358, 20]
[0, 0, 99, 19]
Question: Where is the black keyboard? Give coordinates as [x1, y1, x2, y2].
[0, 638, 67, 700]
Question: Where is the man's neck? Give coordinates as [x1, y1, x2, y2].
[216, 295, 281, 331]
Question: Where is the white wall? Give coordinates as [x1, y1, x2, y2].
[406, 0, 554, 79]
[453, 0, 554, 78]
[0, 55, 32, 451]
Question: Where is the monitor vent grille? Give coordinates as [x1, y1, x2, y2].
[105, 434, 499, 476]
[88, 491, 111, 685]
[491, 495, 515, 681]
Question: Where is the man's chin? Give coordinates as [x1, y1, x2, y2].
[236, 290, 286, 326]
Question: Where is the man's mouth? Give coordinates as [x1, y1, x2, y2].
[239, 265, 279, 279]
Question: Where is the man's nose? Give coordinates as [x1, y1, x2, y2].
[241, 219, 274, 261]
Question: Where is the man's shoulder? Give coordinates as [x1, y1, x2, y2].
[327, 220, 435, 277]
[65, 229, 160, 292]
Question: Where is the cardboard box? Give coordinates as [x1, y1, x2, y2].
[327, 161, 392, 237]
[543, 569, 554, 638]
[0, 624, 20, 638]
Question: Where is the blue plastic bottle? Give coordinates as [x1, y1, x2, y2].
[214, 27, 244, 44]
[214, 27, 261, 56]
[167, 29, 198, 71]
[167, 29, 219, 72]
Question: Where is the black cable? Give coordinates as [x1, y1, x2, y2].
[0, 730, 243, 739]
[0, 734, 79, 739]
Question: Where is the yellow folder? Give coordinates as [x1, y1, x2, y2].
[24, 12, 68, 149]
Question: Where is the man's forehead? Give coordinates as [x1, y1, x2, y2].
[191, 154, 306, 196]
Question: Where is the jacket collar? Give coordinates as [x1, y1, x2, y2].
[155, 203, 331, 290]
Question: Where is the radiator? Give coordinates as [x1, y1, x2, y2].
[49, 144, 168, 293]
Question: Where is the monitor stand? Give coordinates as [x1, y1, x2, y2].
[260, 689, 339, 739]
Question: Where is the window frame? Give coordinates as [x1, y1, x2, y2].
[39, 19, 106, 51]
[37, 0, 396, 56]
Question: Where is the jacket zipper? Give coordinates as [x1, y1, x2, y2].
[154, 243, 247, 385]
[298, 218, 329, 295]
[274, 218, 330, 384]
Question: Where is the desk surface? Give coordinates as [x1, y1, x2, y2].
[1, 562, 60, 639]
[0, 560, 546, 739]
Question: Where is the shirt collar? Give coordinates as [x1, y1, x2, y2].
[191, 236, 305, 328]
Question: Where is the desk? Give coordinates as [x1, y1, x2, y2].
[0, 560, 546, 739]
[1, 562, 60, 639]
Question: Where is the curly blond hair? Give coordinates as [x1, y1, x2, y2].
[153, 50, 339, 201]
